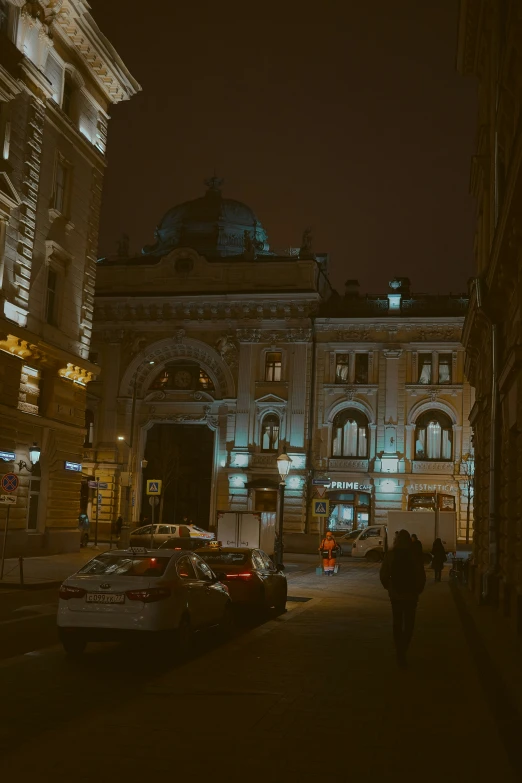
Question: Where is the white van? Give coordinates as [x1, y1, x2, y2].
[351, 525, 387, 560]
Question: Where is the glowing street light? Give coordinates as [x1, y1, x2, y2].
[275, 450, 292, 567]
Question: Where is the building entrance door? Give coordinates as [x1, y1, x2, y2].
[141, 424, 214, 529]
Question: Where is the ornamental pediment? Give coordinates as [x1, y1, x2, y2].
[255, 393, 287, 408]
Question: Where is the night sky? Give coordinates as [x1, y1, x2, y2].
[90, 0, 477, 296]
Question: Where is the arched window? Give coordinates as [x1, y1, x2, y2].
[415, 411, 453, 461]
[261, 414, 280, 452]
[149, 362, 215, 392]
[331, 409, 368, 458]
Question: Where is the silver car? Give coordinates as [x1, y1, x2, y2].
[334, 529, 362, 555]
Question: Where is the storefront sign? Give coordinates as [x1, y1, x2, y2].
[329, 481, 371, 491]
[407, 483, 457, 493]
[65, 461, 82, 472]
[0, 451, 15, 462]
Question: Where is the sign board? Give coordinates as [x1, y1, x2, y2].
[149, 496, 159, 507]
[329, 481, 371, 491]
[0, 495, 16, 505]
[88, 480, 108, 489]
[1, 473, 19, 493]
[146, 480, 162, 496]
[65, 461, 82, 472]
[312, 499, 330, 517]
[314, 486, 327, 498]
[0, 451, 15, 462]
[312, 478, 331, 486]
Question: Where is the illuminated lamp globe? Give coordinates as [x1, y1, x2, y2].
[276, 451, 292, 480]
[29, 443, 41, 464]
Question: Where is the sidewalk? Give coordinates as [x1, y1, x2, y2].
[1, 563, 518, 782]
[0, 544, 109, 588]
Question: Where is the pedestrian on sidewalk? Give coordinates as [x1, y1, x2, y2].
[319, 530, 340, 576]
[431, 538, 447, 582]
[379, 528, 426, 667]
[411, 533, 423, 557]
[78, 512, 90, 548]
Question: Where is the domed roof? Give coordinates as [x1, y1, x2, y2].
[142, 177, 272, 259]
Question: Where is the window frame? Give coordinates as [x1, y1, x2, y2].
[414, 410, 453, 462]
[417, 353, 433, 384]
[264, 351, 282, 382]
[52, 154, 72, 217]
[261, 413, 280, 452]
[335, 353, 350, 383]
[331, 409, 369, 458]
[354, 353, 369, 384]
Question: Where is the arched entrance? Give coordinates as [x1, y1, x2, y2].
[140, 423, 214, 528]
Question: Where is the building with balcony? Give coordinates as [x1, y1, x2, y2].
[0, 1, 138, 554]
[312, 279, 474, 538]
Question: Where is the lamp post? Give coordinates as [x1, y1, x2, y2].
[275, 450, 292, 567]
[462, 452, 475, 545]
[120, 360, 155, 546]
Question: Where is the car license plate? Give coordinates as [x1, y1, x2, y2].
[86, 593, 125, 604]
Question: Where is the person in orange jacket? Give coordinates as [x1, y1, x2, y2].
[319, 530, 340, 575]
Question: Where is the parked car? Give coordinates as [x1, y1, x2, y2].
[130, 523, 214, 548]
[57, 548, 231, 655]
[333, 529, 362, 555]
[197, 546, 287, 613]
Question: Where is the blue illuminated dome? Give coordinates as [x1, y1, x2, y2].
[142, 177, 272, 259]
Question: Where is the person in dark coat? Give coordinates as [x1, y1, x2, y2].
[431, 538, 447, 582]
[115, 516, 123, 537]
[380, 529, 426, 667]
[411, 533, 423, 557]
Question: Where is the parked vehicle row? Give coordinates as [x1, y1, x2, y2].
[129, 523, 214, 548]
[57, 545, 287, 656]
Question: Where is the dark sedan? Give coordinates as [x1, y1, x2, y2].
[197, 547, 287, 613]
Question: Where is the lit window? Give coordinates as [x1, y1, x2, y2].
[438, 354, 452, 384]
[354, 354, 369, 384]
[418, 354, 432, 384]
[53, 159, 69, 214]
[335, 354, 349, 383]
[265, 352, 282, 382]
[45, 268, 58, 325]
[415, 411, 453, 461]
[331, 409, 368, 458]
[261, 414, 280, 452]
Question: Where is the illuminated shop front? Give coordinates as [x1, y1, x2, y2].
[326, 480, 372, 532]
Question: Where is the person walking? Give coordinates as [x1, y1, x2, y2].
[78, 512, 90, 548]
[431, 538, 447, 582]
[411, 533, 423, 557]
[380, 529, 426, 667]
[319, 530, 340, 576]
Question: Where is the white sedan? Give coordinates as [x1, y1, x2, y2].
[57, 548, 231, 655]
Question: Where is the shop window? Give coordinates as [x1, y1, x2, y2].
[418, 354, 432, 384]
[27, 461, 41, 531]
[84, 409, 94, 448]
[332, 409, 368, 458]
[438, 354, 452, 384]
[261, 414, 280, 452]
[354, 354, 369, 384]
[415, 411, 453, 461]
[335, 354, 349, 383]
[328, 490, 371, 531]
[265, 352, 282, 382]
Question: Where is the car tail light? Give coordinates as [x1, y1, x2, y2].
[59, 584, 86, 600]
[125, 587, 171, 603]
[225, 572, 253, 581]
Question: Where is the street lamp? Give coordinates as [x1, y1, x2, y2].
[462, 452, 475, 545]
[275, 450, 292, 567]
[17, 442, 41, 472]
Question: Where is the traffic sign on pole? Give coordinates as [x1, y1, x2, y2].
[146, 480, 162, 496]
[312, 499, 330, 517]
[149, 497, 159, 507]
[1, 473, 19, 493]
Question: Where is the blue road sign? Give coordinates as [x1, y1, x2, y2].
[1, 473, 19, 493]
[312, 499, 330, 517]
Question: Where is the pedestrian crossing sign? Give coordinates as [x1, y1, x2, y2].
[146, 479, 162, 496]
[312, 499, 330, 516]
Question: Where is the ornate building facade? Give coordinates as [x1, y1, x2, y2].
[313, 280, 473, 538]
[90, 182, 473, 543]
[0, 1, 138, 554]
[457, 0, 522, 626]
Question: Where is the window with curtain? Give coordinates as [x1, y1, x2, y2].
[438, 354, 452, 384]
[265, 352, 282, 382]
[414, 411, 453, 461]
[261, 414, 280, 452]
[354, 354, 369, 384]
[335, 354, 350, 383]
[418, 354, 432, 384]
[331, 409, 368, 458]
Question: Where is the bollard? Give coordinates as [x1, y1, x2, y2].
[19, 556, 24, 586]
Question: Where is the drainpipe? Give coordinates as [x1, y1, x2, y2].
[304, 317, 317, 534]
